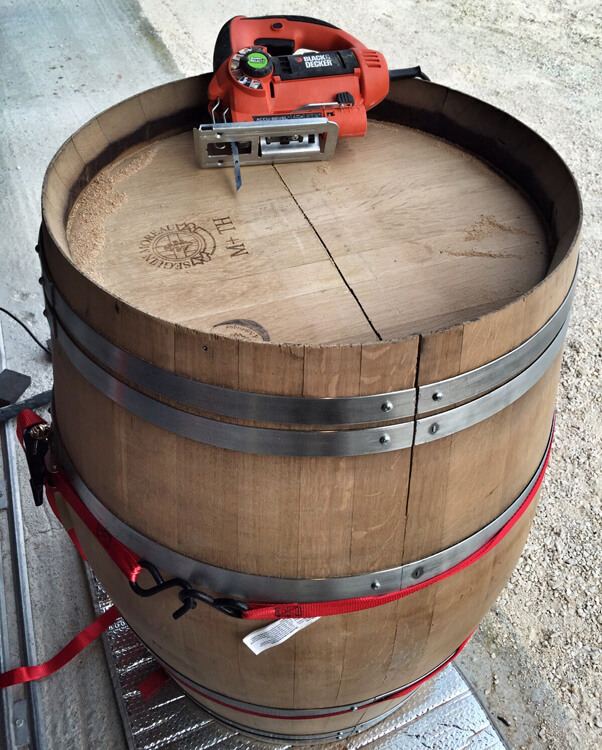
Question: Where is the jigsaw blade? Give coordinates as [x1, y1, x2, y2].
[231, 140, 242, 191]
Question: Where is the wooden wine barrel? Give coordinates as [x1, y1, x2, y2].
[40, 74, 580, 743]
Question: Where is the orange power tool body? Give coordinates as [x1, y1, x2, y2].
[194, 15, 390, 189]
[209, 14, 389, 136]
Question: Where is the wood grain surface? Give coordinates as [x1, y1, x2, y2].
[65, 122, 548, 346]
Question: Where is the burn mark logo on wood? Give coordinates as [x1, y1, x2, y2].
[213, 216, 249, 257]
[139, 217, 250, 269]
[139, 222, 216, 269]
[211, 319, 270, 341]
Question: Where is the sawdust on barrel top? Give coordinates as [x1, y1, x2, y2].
[465, 213, 534, 241]
[66, 146, 157, 285]
[437, 214, 538, 259]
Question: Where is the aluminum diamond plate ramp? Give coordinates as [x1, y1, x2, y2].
[89, 575, 507, 750]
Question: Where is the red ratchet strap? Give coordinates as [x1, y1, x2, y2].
[168, 630, 474, 720]
[243, 418, 555, 620]
[138, 668, 170, 700]
[16, 411, 142, 585]
[46, 471, 142, 583]
[0, 411, 134, 692]
[15, 407, 45, 438]
[0, 606, 119, 689]
[14, 410, 554, 622]
[0, 409, 551, 696]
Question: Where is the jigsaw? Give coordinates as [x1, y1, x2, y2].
[193, 15, 390, 189]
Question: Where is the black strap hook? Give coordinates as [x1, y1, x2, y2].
[130, 560, 249, 619]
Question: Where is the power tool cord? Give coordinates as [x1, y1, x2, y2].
[389, 66, 431, 82]
[0, 308, 51, 356]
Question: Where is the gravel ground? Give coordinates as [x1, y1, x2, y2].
[0, 1, 600, 748]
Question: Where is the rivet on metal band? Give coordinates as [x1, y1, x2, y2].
[415, 317, 568, 444]
[417, 271, 576, 413]
[53, 317, 414, 457]
[56, 423, 552, 603]
[52, 295, 566, 456]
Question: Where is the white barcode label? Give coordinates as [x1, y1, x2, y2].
[243, 618, 320, 655]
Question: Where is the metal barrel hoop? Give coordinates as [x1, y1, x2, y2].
[55, 423, 553, 604]
[39, 239, 576, 444]
[48, 302, 569, 457]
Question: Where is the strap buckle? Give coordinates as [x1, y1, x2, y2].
[130, 561, 248, 619]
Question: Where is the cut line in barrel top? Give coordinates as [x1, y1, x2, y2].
[60, 113, 550, 347]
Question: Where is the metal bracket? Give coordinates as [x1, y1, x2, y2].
[0, 391, 53, 426]
[193, 117, 339, 168]
[13, 699, 31, 747]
